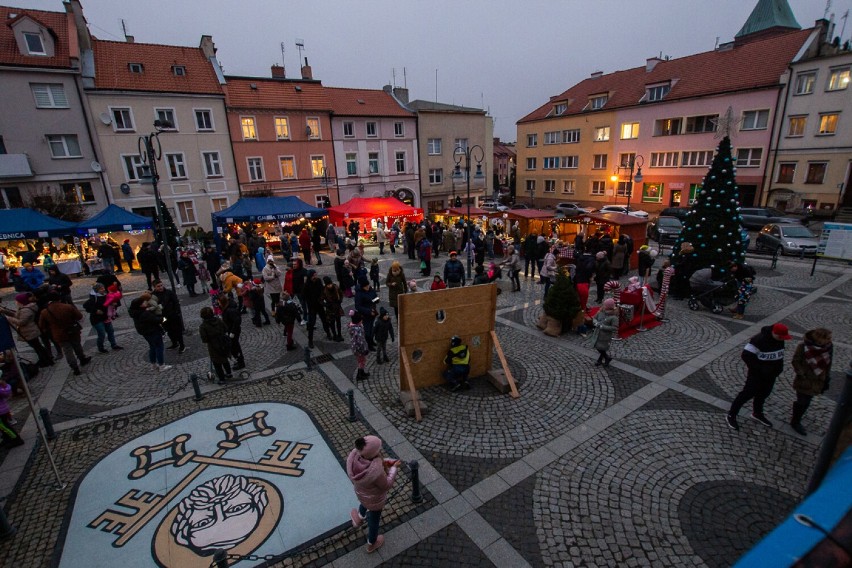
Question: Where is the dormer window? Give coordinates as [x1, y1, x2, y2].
[23, 32, 46, 55]
[586, 95, 608, 111]
[553, 103, 567, 116]
[172, 65, 186, 77]
[128, 63, 144, 74]
[644, 83, 671, 102]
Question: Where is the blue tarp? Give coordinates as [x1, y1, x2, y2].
[74, 204, 153, 234]
[211, 197, 326, 227]
[0, 208, 77, 239]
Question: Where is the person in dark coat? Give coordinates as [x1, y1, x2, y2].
[128, 293, 170, 372]
[199, 306, 233, 382]
[574, 232, 585, 255]
[637, 245, 656, 280]
[303, 269, 329, 348]
[789, 328, 833, 436]
[203, 246, 222, 290]
[599, 233, 614, 260]
[290, 258, 308, 321]
[46, 265, 73, 303]
[405, 224, 416, 260]
[573, 252, 596, 311]
[97, 241, 117, 273]
[299, 228, 312, 265]
[522, 233, 538, 278]
[354, 276, 378, 350]
[177, 252, 198, 297]
[593, 251, 611, 304]
[218, 294, 245, 370]
[121, 240, 135, 272]
[312, 227, 323, 265]
[153, 279, 186, 353]
[321, 276, 344, 342]
[137, 243, 160, 291]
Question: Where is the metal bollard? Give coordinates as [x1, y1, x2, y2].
[304, 346, 312, 370]
[190, 374, 204, 401]
[347, 389, 357, 422]
[39, 408, 56, 441]
[212, 549, 229, 567]
[0, 507, 16, 540]
[409, 460, 423, 503]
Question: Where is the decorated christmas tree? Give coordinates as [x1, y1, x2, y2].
[673, 135, 745, 278]
[543, 269, 581, 325]
[153, 199, 180, 250]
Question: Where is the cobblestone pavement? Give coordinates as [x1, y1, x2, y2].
[0, 248, 850, 567]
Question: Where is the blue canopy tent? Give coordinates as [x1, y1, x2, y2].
[74, 204, 153, 234]
[211, 197, 327, 227]
[0, 208, 77, 239]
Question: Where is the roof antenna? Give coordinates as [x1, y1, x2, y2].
[280, 42, 286, 67]
[824, 0, 832, 20]
[392, 68, 396, 88]
[403, 67, 407, 89]
[295, 38, 305, 66]
[714, 36, 719, 49]
[120, 19, 129, 40]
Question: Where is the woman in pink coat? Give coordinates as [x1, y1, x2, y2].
[346, 435, 399, 553]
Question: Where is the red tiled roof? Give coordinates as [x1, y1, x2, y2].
[0, 6, 73, 68]
[518, 28, 814, 124]
[224, 76, 331, 111]
[325, 87, 413, 117]
[92, 39, 223, 95]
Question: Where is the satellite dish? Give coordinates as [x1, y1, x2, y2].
[91, 161, 103, 172]
[99, 112, 112, 125]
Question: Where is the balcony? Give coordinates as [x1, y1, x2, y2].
[0, 154, 33, 178]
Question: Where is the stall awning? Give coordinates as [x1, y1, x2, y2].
[75, 204, 153, 234]
[444, 207, 491, 217]
[0, 208, 76, 239]
[499, 208, 555, 220]
[585, 212, 648, 226]
[327, 196, 422, 224]
[211, 197, 327, 225]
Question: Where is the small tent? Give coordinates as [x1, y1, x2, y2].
[0, 209, 76, 239]
[74, 204, 153, 234]
[211, 197, 327, 229]
[327, 196, 422, 224]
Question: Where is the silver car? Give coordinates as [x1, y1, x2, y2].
[755, 223, 818, 256]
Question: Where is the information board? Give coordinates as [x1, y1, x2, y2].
[817, 222, 852, 261]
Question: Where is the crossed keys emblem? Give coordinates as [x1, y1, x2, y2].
[88, 410, 312, 547]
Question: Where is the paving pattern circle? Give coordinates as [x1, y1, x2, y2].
[787, 299, 852, 343]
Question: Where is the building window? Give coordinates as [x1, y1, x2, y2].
[194, 109, 213, 131]
[526, 180, 536, 192]
[562, 129, 580, 143]
[591, 180, 606, 195]
[429, 168, 443, 184]
[777, 162, 796, 183]
[561, 156, 579, 169]
[645, 84, 670, 102]
[592, 154, 608, 169]
[165, 153, 187, 179]
[616, 181, 631, 197]
[562, 180, 575, 194]
[593, 126, 610, 142]
[202, 151, 222, 177]
[311, 156, 326, 177]
[395, 151, 406, 173]
[741, 110, 769, 130]
[544, 180, 556, 193]
[211, 197, 229, 212]
[47, 135, 81, 158]
[394, 122, 404, 137]
[552, 103, 567, 116]
[366, 122, 377, 137]
[172, 65, 186, 77]
[805, 162, 827, 184]
[368, 153, 379, 174]
[787, 116, 806, 137]
[247, 157, 264, 182]
[735, 148, 762, 167]
[61, 182, 94, 204]
[176, 201, 196, 225]
[795, 72, 816, 95]
[684, 114, 718, 134]
[345, 153, 357, 176]
[526, 133, 538, 147]
[620, 122, 640, 139]
[0, 187, 24, 209]
[454, 138, 469, 152]
[541, 157, 558, 169]
[279, 156, 295, 179]
[681, 150, 713, 167]
[818, 113, 839, 135]
[655, 118, 682, 136]
[427, 138, 442, 155]
[122, 155, 146, 181]
[589, 95, 607, 110]
[155, 108, 176, 130]
[31, 84, 68, 108]
[619, 153, 636, 168]
[826, 68, 850, 91]
[544, 131, 560, 145]
[240, 117, 257, 140]
[23, 32, 46, 55]
[274, 117, 290, 139]
[650, 152, 678, 167]
[111, 107, 135, 132]
[128, 63, 144, 74]
[526, 157, 537, 170]
[306, 117, 320, 139]
[343, 122, 354, 138]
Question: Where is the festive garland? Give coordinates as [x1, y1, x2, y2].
[654, 266, 675, 320]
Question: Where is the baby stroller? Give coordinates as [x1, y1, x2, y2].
[687, 268, 735, 314]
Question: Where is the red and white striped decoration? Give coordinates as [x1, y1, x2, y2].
[654, 266, 675, 319]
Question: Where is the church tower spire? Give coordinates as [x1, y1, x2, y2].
[736, 0, 801, 39]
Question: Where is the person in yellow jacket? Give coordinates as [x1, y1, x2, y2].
[218, 263, 243, 295]
[443, 335, 470, 392]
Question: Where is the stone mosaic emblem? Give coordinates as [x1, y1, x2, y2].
[57, 404, 352, 567]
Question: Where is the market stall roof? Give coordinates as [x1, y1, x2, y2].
[443, 207, 490, 217]
[211, 197, 327, 225]
[75, 204, 153, 233]
[585, 212, 649, 226]
[498, 208, 555, 220]
[327, 197, 422, 224]
[0, 208, 77, 239]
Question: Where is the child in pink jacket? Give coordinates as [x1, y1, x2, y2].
[103, 283, 123, 322]
[346, 435, 399, 553]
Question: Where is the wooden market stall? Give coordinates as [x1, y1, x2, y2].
[496, 209, 557, 239]
[554, 212, 648, 269]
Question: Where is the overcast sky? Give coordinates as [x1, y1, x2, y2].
[16, 0, 848, 142]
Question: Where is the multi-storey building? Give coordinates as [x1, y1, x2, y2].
[516, 0, 823, 213]
[0, 4, 108, 214]
[224, 65, 337, 209]
[326, 86, 418, 205]
[492, 137, 516, 191]
[408, 100, 493, 214]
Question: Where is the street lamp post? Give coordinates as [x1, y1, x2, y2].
[320, 167, 334, 208]
[453, 145, 486, 278]
[610, 155, 644, 213]
[138, 120, 178, 292]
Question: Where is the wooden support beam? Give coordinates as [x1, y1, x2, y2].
[491, 330, 519, 399]
[399, 350, 422, 421]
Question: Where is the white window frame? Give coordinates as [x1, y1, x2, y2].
[194, 109, 214, 131]
[46, 135, 81, 158]
[428, 168, 443, 185]
[111, 107, 135, 132]
[826, 67, 850, 91]
[311, 155, 326, 178]
[553, 103, 567, 116]
[620, 122, 640, 139]
[366, 122, 378, 138]
[394, 122, 404, 137]
[395, 151, 406, 173]
[165, 153, 188, 180]
[525, 180, 536, 192]
[274, 116, 290, 140]
[367, 152, 379, 175]
[776, 162, 797, 184]
[681, 150, 713, 167]
[31, 84, 68, 108]
[735, 148, 762, 168]
[525, 157, 537, 170]
[593, 126, 610, 142]
[561, 180, 576, 194]
[427, 138, 442, 155]
[590, 180, 606, 195]
[794, 72, 816, 95]
[23, 32, 46, 55]
[805, 162, 828, 184]
[544, 131, 560, 145]
[684, 114, 718, 134]
[542, 157, 559, 169]
[211, 197, 229, 212]
[279, 156, 296, 179]
[645, 83, 670, 102]
[172, 65, 186, 77]
[122, 154, 146, 182]
[201, 151, 222, 178]
[741, 109, 769, 131]
[650, 152, 679, 168]
[817, 113, 839, 135]
[526, 133, 538, 147]
[562, 129, 580, 143]
[314, 195, 328, 208]
[655, 118, 682, 136]
[175, 200, 197, 225]
[128, 63, 144, 74]
[589, 95, 607, 110]
[787, 115, 806, 137]
[240, 116, 258, 141]
[345, 153, 357, 176]
[561, 156, 579, 169]
[306, 117, 321, 139]
[592, 154, 608, 170]
[343, 122, 355, 138]
[154, 108, 177, 131]
[247, 157, 264, 182]
[455, 138, 469, 152]
[544, 180, 557, 193]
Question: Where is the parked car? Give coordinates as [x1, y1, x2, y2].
[479, 200, 499, 212]
[509, 203, 530, 210]
[647, 216, 683, 245]
[738, 207, 803, 231]
[555, 202, 590, 217]
[599, 205, 649, 218]
[755, 223, 819, 256]
[657, 207, 691, 222]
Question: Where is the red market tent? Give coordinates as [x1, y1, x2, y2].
[327, 196, 422, 224]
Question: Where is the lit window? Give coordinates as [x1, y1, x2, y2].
[593, 127, 609, 141]
[194, 109, 213, 131]
[366, 122, 378, 137]
[275, 117, 290, 139]
[368, 153, 379, 174]
[23, 32, 46, 55]
[176, 201, 196, 225]
[61, 182, 94, 204]
[165, 153, 187, 179]
[620, 122, 640, 139]
[735, 148, 762, 167]
[202, 152, 222, 177]
[306, 118, 320, 139]
[31, 84, 68, 108]
[247, 157, 264, 182]
[427, 138, 442, 155]
[279, 156, 295, 179]
[311, 156, 325, 177]
[346, 153, 357, 176]
[787, 116, 806, 137]
[241, 117, 257, 140]
[795, 72, 816, 95]
[112, 107, 135, 132]
[741, 110, 769, 130]
[818, 113, 839, 135]
[827, 68, 850, 91]
[47, 135, 81, 158]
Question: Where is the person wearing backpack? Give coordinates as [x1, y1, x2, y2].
[82, 283, 123, 354]
[199, 306, 233, 382]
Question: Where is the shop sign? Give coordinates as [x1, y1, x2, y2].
[0, 232, 26, 240]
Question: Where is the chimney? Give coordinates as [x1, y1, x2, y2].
[300, 57, 313, 80]
[125, 35, 135, 43]
[393, 87, 409, 103]
[199, 35, 216, 58]
[383, 84, 393, 94]
[590, 71, 603, 79]
[646, 57, 662, 72]
[271, 64, 286, 79]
